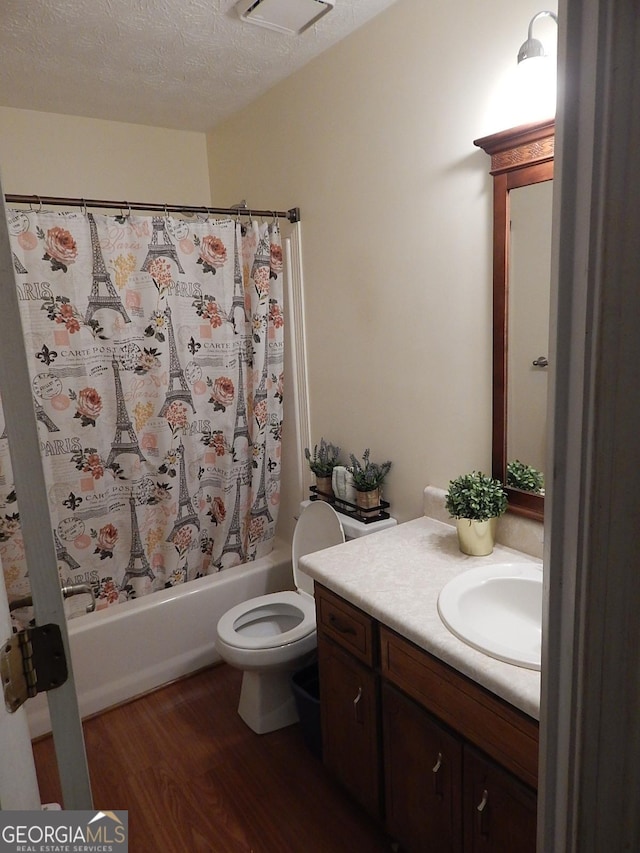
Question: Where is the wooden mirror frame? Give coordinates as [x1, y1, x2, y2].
[474, 119, 555, 521]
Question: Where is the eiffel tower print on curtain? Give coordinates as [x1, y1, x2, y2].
[13, 252, 27, 274]
[167, 442, 200, 542]
[252, 229, 271, 280]
[232, 352, 251, 452]
[250, 442, 273, 529]
[142, 217, 185, 274]
[228, 231, 249, 331]
[220, 479, 244, 565]
[53, 529, 81, 572]
[158, 305, 195, 417]
[250, 356, 273, 527]
[84, 213, 131, 326]
[106, 358, 146, 468]
[33, 397, 59, 433]
[120, 495, 154, 589]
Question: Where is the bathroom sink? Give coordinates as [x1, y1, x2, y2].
[437, 562, 543, 670]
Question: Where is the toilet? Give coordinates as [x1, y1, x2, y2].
[215, 500, 396, 734]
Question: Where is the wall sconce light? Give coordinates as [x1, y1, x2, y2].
[482, 8, 558, 133]
[517, 11, 558, 64]
[513, 10, 558, 123]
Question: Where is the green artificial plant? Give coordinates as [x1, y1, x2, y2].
[445, 471, 508, 521]
[349, 448, 392, 492]
[304, 439, 341, 477]
[506, 460, 545, 493]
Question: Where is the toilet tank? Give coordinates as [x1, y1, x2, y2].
[298, 500, 397, 540]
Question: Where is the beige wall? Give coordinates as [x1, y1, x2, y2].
[0, 0, 553, 532]
[207, 0, 553, 524]
[0, 107, 210, 203]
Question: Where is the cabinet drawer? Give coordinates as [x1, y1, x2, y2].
[380, 626, 539, 789]
[315, 584, 376, 666]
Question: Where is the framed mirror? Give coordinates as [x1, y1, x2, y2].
[474, 120, 554, 521]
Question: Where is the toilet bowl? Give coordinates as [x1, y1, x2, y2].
[215, 500, 345, 734]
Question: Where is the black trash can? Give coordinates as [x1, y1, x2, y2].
[290, 660, 322, 759]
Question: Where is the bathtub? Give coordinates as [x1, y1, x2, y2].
[26, 538, 293, 738]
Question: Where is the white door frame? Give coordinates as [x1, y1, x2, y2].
[540, 1, 640, 849]
[0, 179, 92, 809]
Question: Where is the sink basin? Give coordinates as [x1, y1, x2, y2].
[437, 562, 543, 670]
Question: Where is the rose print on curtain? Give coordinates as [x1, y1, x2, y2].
[0, 210, 284, 617]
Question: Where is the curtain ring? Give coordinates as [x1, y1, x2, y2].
[197, 206, 208, 222]
[29, 195, 43, 213]
[127, 201, 132, 218]
[80, 198, 88, 216]
[164, 203, 169, 220]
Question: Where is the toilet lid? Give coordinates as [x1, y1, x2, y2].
[292, 501, 344, 597]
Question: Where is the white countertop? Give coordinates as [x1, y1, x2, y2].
[300, 515, 542, 720]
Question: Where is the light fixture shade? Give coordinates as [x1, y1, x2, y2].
[517, 37, 546, 63]
[517, 10, 558, 64]
[235, 0, 335, 35]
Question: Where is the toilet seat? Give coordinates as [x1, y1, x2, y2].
[216, 502, 344, 652]
[216, 590, 316, 650]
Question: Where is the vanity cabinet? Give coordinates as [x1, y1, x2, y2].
[463, 745, 537, 853]
[315, 584, 539, 852]
[383, 681, 463, 851]
[316, 585, 382, 819]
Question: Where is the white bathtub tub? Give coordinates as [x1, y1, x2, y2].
[26, 539, 293, 738]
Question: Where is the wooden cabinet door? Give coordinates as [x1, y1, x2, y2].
[382, 683, 463, 853]
[317, 635, 381, 819]
[463, 745, 537, 853]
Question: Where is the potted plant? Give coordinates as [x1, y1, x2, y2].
[507, 459, 544, 494]
[349, 449, 392, 518]
[445, 471, 508, 556]
[305, 439, 341, 501]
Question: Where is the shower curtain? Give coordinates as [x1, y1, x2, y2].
[0, 208, 284, 613]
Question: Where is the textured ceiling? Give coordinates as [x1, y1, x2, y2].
[0, 0, 399, 132]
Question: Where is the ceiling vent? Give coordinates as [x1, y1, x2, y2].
[235, 0, 335, 35]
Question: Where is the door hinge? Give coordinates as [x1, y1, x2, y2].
[1, 624, 68, 713]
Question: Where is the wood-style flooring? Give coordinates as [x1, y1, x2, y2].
[33, 663, 392, 852]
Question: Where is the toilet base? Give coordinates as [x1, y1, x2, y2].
[237, 667, 301, 734]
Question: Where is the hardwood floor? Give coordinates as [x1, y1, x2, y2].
[33, 663, 392, 852]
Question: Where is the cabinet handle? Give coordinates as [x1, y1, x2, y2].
[328, 613, 356, 635]
[353, 686, 363, 723]
[476, 789, 489, 838]
[432, 752, 443, 797]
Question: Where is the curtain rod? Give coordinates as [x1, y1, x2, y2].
[4, 194, 301, 224]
